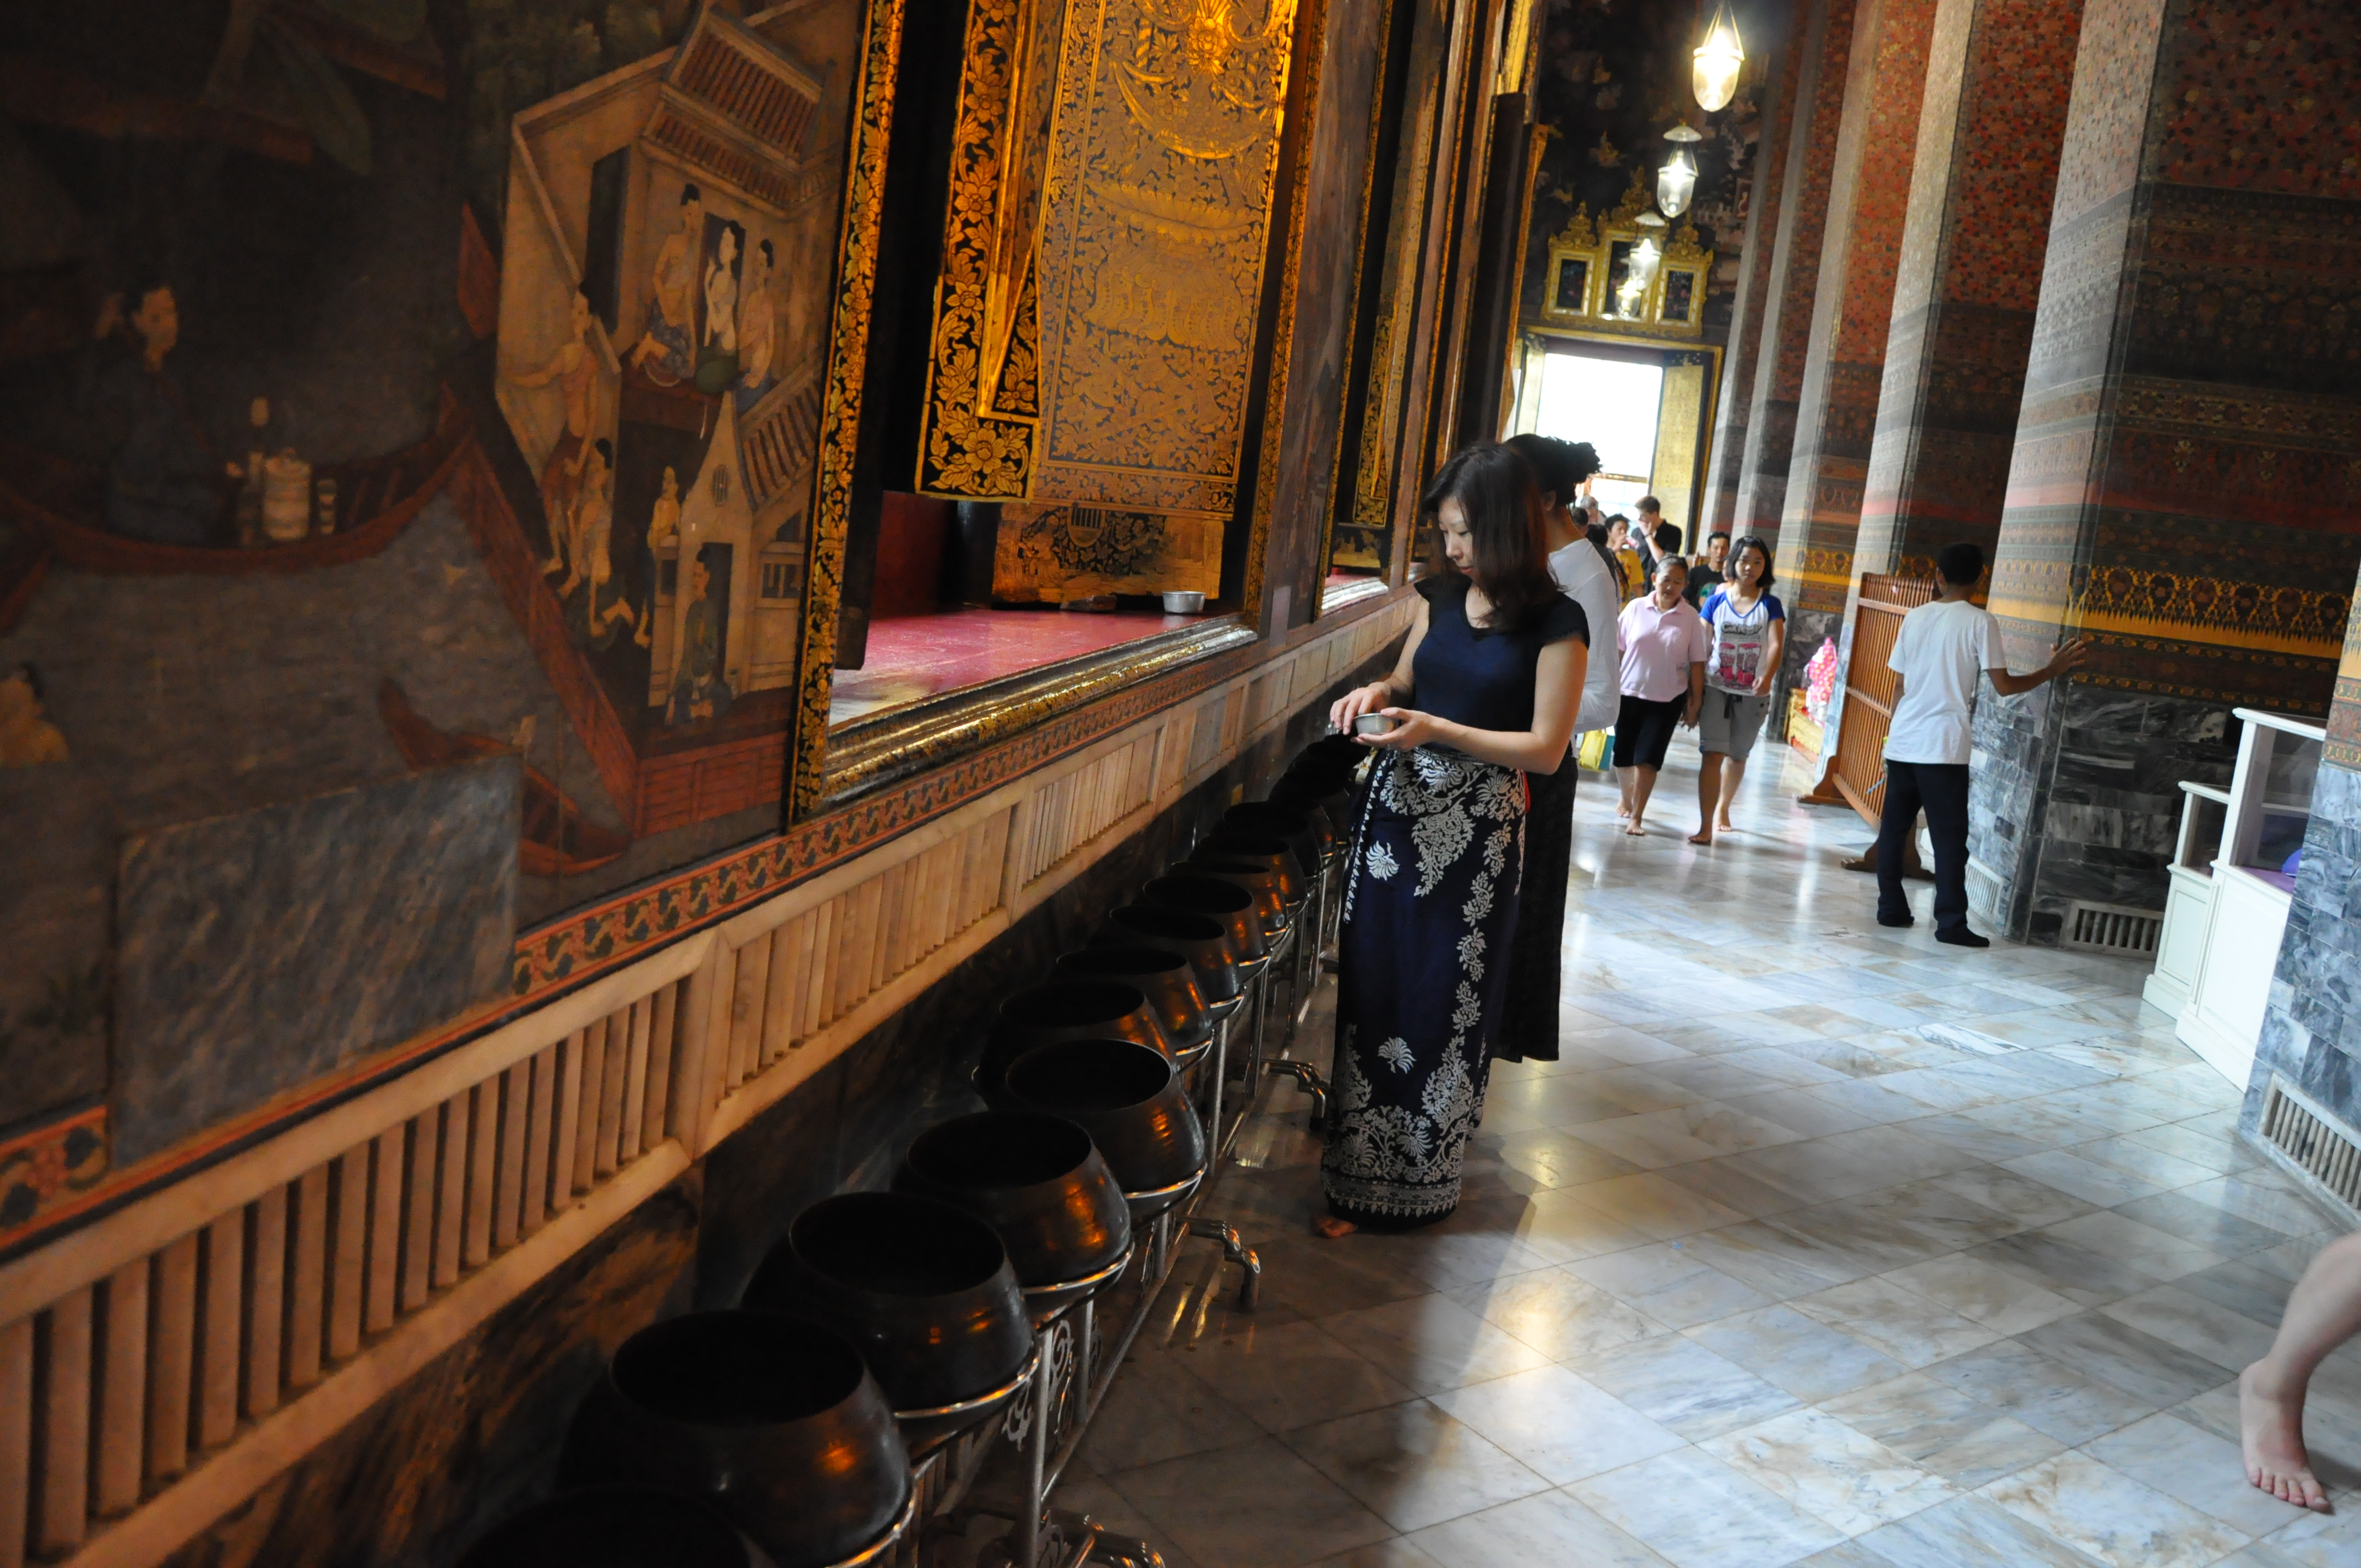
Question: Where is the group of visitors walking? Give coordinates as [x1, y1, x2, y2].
[1309, 433, 2359, 1526]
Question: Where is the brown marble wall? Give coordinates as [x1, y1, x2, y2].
[1971, 0, 2361, 939]
[1731, 0, 1864, 548]
[1702, 0, 1811, 542]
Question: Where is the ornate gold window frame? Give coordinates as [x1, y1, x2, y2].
[1536, 175, 1708, 341]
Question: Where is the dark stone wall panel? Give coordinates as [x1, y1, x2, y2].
[113, 759, 520, 1165]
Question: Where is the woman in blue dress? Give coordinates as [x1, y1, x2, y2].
[1319, 444, 1590, 1235]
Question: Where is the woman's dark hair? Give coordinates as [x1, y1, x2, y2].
[1584, 522, 1607, 547]
[1729, 535, 1777, 592]
[1420, 443, 1558, 632]
[1500, 434, 1600, 509]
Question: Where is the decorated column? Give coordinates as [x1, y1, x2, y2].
[1700, 0, 1810, 541]
[1772, 0, 1943, 695]
[1728, 0, 1863, 547]
[1971, 0, 2361, 941]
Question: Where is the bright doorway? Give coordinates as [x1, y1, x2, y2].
[1535, 351, 1662, 516]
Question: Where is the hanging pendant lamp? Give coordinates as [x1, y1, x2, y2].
[1658, 123, 1703, 218]
[1694, 1, 1745, 113]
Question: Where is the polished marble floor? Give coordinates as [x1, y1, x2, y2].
[1057, 731, 2361, 1567]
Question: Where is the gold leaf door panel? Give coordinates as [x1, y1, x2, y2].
[1029, 0, 1299, 518]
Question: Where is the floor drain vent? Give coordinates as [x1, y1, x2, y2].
[2061, 900, 2162, 956]
[2260, 1078, 2361, 1221]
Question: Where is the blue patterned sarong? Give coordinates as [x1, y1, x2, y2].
[1322, 748, 1526, 1227]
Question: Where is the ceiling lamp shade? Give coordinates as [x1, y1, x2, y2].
[1694, 1, 1745, 113]
[1629, 213, 1667, 284]
[1658, 147, 1699, 218]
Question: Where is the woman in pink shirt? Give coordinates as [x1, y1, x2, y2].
[1613, 558, 1707, 835]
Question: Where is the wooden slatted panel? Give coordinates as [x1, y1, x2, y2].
[644, 986, 679, 1147]
[727, 938, 769, 1090]
[366, 1128, 404, 1335]
[286, 1166, 329, 1391]
[95, 1259, 148, 1516]
[594, 1005, 631, 1175]
[246, 1187, 287, 1419]
[0, 1317, 30, 1568]
[568, 1021, 606, 1199]
[329, 1146, 369, 1363]
[551, 1029, 588, 1212]
[1827, 574, 1938, 827]
[619, 999, 654, 1158]
[197, 1213, 243, 1449]
[400, 1113, 438, 1312]
[42, 1287, 93, 1554]
[149, 1235, 199, 1485]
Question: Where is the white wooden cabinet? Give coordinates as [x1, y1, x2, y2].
[2172, 708, 2324, 1090]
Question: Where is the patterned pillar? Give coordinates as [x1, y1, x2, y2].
[1774, 0, 1943, 692]
[2253, 573, 2361, 1131]
[1728, 0, 1862, 548]
[1700, 0, 1809, 541]
[1852, 0, 2084, 581]
[1970, 0, 2361, 943]
[1803, 0, 2083, 774]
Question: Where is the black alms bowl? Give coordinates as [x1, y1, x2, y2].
[743, 1191, 1033, 1419]
[559, 1311, 910, 1568]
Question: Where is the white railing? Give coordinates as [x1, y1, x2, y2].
[0, 592, 1412, 1568]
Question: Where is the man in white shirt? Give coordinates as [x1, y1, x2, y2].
[1878, 541, 2087, 946]
[1498, 433, 1615, 1064]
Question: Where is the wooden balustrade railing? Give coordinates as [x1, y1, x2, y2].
[0, 593, 1414, 1568]
[1799, 573, 1938, 826]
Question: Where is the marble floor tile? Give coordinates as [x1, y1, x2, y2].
[2107, 1189, 2303, 1260]
[2097, 1284, 2278, 1373]
[1927, 1166, 2096, 1230]
[1558, 1025, 1694, 1066]
[1820, 1371, 2064, 1487]
[2172, 1173, 2343, 1240]
[1439, 1193, 1645, 1270]
[1646, 1056, 1807, 1101]
[2248, 1496, 2361, 1566]
[1677, 1219, 1875, 1299]
[1703, 1407, 1955, 1536]
[1568, 1333, 1803, 1439]
[1426, 1363, 1684, 1485]
[1655, 1157, 1819, 1219]
[1902, 1112, 2053, 1164]
[1166, 1318, 1418, 1436]
[2063, 1136, 2227, 1195]
[1558, 1172, 1753, 1239]
[1966, 1229, 2164, 1307]
[1566, 1243, 1777, 1329]
[1302, 1541, 1445, 1567]
[1566, 1102, 1806, 1169]
[1081, 1346, 1267, 1472]
[2172, 1256, 2299, 1330]
[1318, 1294, 1554, 1396]
[1478, 1128, 1646, 1189]
[2038, 1210, 2228, 1282]
[1999, 1148, 2180, 1208]
[1869, 1065, 2027, 1116]
[1577, 1066, 1717, 1115]
[1443, 1265, 1671, 1363]
[1350, 1226, 1559, 1294]
[1978, 1450, 2249, 1568]
[1854, 1493, 2112, 1567]
[1405, 1488, 1676, 1567]
[1955, 1096, 2117, 1151]
[2085, 1411, 2313, 1537]
[1282, 1399, 1551, 1533]
[1247, 1237, 1439, 1320]
[1684, 1305, 1909, 1402]
[1103, 1435, 1395, 1568]
[1725, 1087, 1879, 1139]
[1572, 1447, 1847, 1568]
[1788, 1276, 2001, 1368]
[1918, 1339, 2157, 1444]
[1883, 1254, 2081, 1334]
[2016, 1311, 2237, 1408]
[2119, 1118, 2264, 1175]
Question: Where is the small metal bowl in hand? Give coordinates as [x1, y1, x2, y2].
[1352, 712, 1399, 737]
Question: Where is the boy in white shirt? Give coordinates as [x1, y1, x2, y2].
[1878, 541, 2086, 946]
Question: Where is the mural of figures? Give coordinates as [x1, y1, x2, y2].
[0, 0, 857, 1167]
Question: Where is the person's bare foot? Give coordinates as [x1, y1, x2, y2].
[1615, 804, 1632, 820]
[1687, 829, 1712, 846]
[1624, 821, 1647, 836]
[2243, 1361, 2333, 1512]
[1313, 1215, 1356, 1239]
[1715, 816, 1736, 833]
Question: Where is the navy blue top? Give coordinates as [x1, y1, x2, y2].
[1410, 575, 1590, 736]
